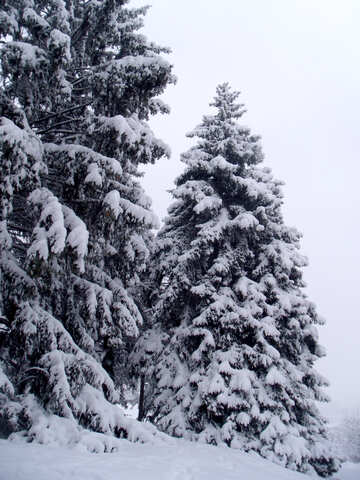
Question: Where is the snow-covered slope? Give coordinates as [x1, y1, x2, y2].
[0, 438, 358, 480]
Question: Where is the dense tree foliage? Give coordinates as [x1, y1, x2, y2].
[0, 1, 340, 474]
[0, 0, 174, 447]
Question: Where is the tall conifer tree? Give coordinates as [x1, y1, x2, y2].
[0, 0, 174, 447]
[142, 84, 338, 476]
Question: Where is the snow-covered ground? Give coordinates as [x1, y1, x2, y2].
[0, 438, 359, 480]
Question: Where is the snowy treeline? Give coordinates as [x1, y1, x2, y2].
[0, 0, 339, 477]
[330, 411, 360, 463]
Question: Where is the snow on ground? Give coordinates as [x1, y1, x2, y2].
[0, 438, 359, 480]
[336, 462, 360, 480]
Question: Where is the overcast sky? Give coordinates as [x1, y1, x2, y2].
[132, 0, 360, 418]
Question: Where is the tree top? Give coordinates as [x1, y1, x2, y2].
[210, 83, 246, 121]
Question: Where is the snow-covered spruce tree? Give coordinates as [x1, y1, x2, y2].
[142, 84, 338, 475]
[0, 0, 174, 447]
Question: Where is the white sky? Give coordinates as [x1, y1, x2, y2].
[132, 0, 360, 418]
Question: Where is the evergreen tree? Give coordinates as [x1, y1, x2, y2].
[142, 84, 338, 476]
[0, 0, 174, 447]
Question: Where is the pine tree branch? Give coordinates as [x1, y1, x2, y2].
[32, 102, 92, 125]
[68, 67, 93, 72]
[0, 316, 10, 332]
[71, 14, 90, 46]
[63, 134, 82, 141]
[17, 375, 38, 386]
[0, 356, 16, 368]
[72, 87, 91, 93]
[71, 76, 90, 87]
[69, 198, 101, 204]
[41, 129, 87, 135]
[7, 222, 32, 235]
[37, 118, 83, 135]
[23, 367, 49, 377]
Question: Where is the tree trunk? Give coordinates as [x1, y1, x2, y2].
[137, 374, 145, 421]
